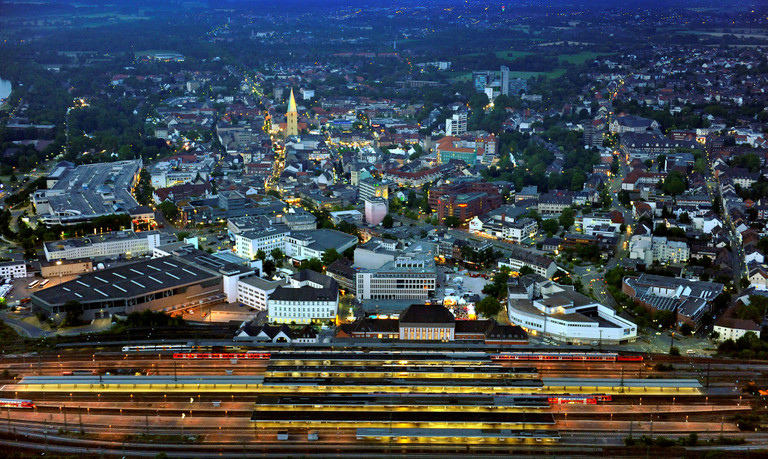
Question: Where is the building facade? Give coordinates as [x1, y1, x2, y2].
[43, 231, 174, 262]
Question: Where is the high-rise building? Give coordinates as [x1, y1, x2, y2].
[286, 88, 298, 137]
[445, 112, 468, 136]
[364, 197, 388, 226]
[500, 66, 510, 96]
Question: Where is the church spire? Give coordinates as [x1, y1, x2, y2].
[286, 88, 298, 137]
[287, 88, 297, 114]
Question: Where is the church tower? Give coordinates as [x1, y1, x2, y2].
[286, 88, 298, 137]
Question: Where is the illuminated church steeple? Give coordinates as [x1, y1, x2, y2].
[286, 88, 298, 137]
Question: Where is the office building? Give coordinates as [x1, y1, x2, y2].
[43, 230, 175, 262]
[0, 260, 26, 279]
[356, 253, 437, 301]
[507, 275, 637, 345]
[267, 270, 339, 324]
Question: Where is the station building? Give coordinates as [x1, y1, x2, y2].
[31, 247, 255, 321]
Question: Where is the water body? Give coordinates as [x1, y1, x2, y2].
[0, 79, 12, 101]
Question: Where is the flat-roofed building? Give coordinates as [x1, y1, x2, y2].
[31, 256, 225, 321]
[237, 276, 287, 310]
[43, 230, 175, 262]
[40, 259, 92, 278]
[285, 229, 358, 262]
[356, 253, 437, 301]
[0, 260, 26, 279]
[507, 275, 637, 345]
[33, 160, 143, 225]
[235, 225, 291, 260]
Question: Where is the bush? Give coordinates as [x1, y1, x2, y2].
[669, 346, 680, 356]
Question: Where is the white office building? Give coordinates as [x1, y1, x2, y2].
[267, 270, 339, 324]
[237, 276, 287, 310]
[445, 111, 468, 136]
[0, 261, 27, 279]
[235, 226, 291, 260]
[356, 254, 437, 301]
[43, 230, 174, 262]
[507, 275, 637, 345]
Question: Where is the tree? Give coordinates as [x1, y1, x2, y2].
[519, 266, 535, 276]
[157, 201, 179, 222]
[321, 248, 341, 266]
[679, 322, 693, 336]
[541, 219, 559, 236]
[256, 249, 266, 261]
[262, 259, 276, 277]
[443, 216, 461, 228]
[61, 300, 83, 327]
[559, 207, 575, 230]
[661, 171, 686, 196]
[617, 190, 631, 207]
[476, 296, 502, 319]
[270, 248, 285, 261]
[654, 309, 676, 329]
[382, 214, 394, 228]
[298, 258, 324, 273]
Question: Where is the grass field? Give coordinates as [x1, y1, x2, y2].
[451, 68, 567, 83]
[495, 50, 534, 60]
[558, 52, 615, 65]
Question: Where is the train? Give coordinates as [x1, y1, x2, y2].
[122, 344, 193, 353]
[172, 352, 271, 360]
[546, 394, 612, 404]
[490, 352, 642, 362]
[0, 399, 35, 409]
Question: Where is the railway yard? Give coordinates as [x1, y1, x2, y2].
[0, 346, 766, 457]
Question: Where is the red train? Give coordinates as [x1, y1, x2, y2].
[490, 352, 642, 362]
[0, 399, 35, 409]
[172, 352, 271, 360]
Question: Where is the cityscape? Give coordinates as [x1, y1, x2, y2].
[0, 0, 767, 456]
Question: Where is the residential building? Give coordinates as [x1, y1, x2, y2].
[622, 273, 724, 327]
[445, 111, 468, 136]
[713, 317, 761, 342]
[500, 247, 558, 279]
[628, 235, 690, 264]
[469, 215, 538, 243]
